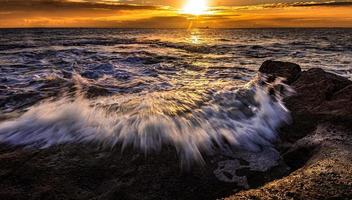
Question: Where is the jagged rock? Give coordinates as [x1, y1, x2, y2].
[316, 84, 352, 117]
[225, 61, 352, 199]
[286, 68, 352, 116]
[225, 124, 352, 200]
[279, 67, 352, 141]
[258, 61, 352, 141]
[213, 147, 288, 189]
[259, 60, 301, 84]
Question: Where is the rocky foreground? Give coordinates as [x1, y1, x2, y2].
[0, 61, 352, 200]
[227, 61, 352, 199]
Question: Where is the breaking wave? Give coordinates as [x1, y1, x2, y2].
[0, 75, 293, 166]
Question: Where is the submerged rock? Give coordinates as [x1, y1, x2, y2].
[259, 60, 301, 84]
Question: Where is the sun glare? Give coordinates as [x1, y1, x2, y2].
[182, 0, 208, 15]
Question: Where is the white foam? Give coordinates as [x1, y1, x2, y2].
[0, 75, 292, 166]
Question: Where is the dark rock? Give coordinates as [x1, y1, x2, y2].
[226, 62, 352, 200]
[313, 84, 352, 117]
[0, 145, 237, 200]
[279, 67, 352, 142]
[285, 68, 352, 117]
[259, 60, 301, 84]
[226, 124, 352, 200]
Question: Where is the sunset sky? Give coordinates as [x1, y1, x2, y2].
[0, 0, 352, 28]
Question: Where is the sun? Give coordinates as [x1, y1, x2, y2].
[182, 0, 208, 15]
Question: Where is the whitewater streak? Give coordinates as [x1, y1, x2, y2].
[0, 75, 292, 166]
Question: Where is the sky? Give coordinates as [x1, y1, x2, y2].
[0, 0, 352, 28]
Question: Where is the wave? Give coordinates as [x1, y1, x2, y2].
[0, 75, 293, 166]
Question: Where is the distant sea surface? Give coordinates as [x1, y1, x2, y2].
[0, 28, 351, 162]
[1, 28, 351, 99]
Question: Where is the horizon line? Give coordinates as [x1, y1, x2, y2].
[1, 27, 352, 29]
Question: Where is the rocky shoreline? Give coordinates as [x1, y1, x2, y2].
[0, 61, 351, 200]
[226, 61, 352, 199]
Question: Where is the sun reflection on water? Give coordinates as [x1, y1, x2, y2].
[187, 30, 204, 44]
[191, 35, 199, 44]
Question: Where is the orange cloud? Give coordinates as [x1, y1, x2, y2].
[0, 0, 351, 28]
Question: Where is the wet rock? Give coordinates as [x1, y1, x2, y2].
[259, 60, 301, 84]
[0, 145, 237, 200]
[214, 160, 249, 188]
[225, 61, 352, 200]
[281, 66, 352, 141]
[213, 148, 288, 189]
[286, 68, 351, 116]
[226, 124, 352, 200]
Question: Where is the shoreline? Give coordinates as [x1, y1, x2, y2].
[227, 60, 352, 199]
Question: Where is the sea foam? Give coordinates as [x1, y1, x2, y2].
[0, 75, 292, 166]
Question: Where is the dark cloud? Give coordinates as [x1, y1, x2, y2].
[291, 1, 352, 7]
[262, 1, 352, 8]
[219, 16, 352, 28]
[0, 0, 160, 12]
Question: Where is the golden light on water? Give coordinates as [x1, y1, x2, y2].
[182, 0, 209, 15]
[191, 35, 200, 44]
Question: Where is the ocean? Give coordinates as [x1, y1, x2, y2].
[0, 28, 351, 164]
